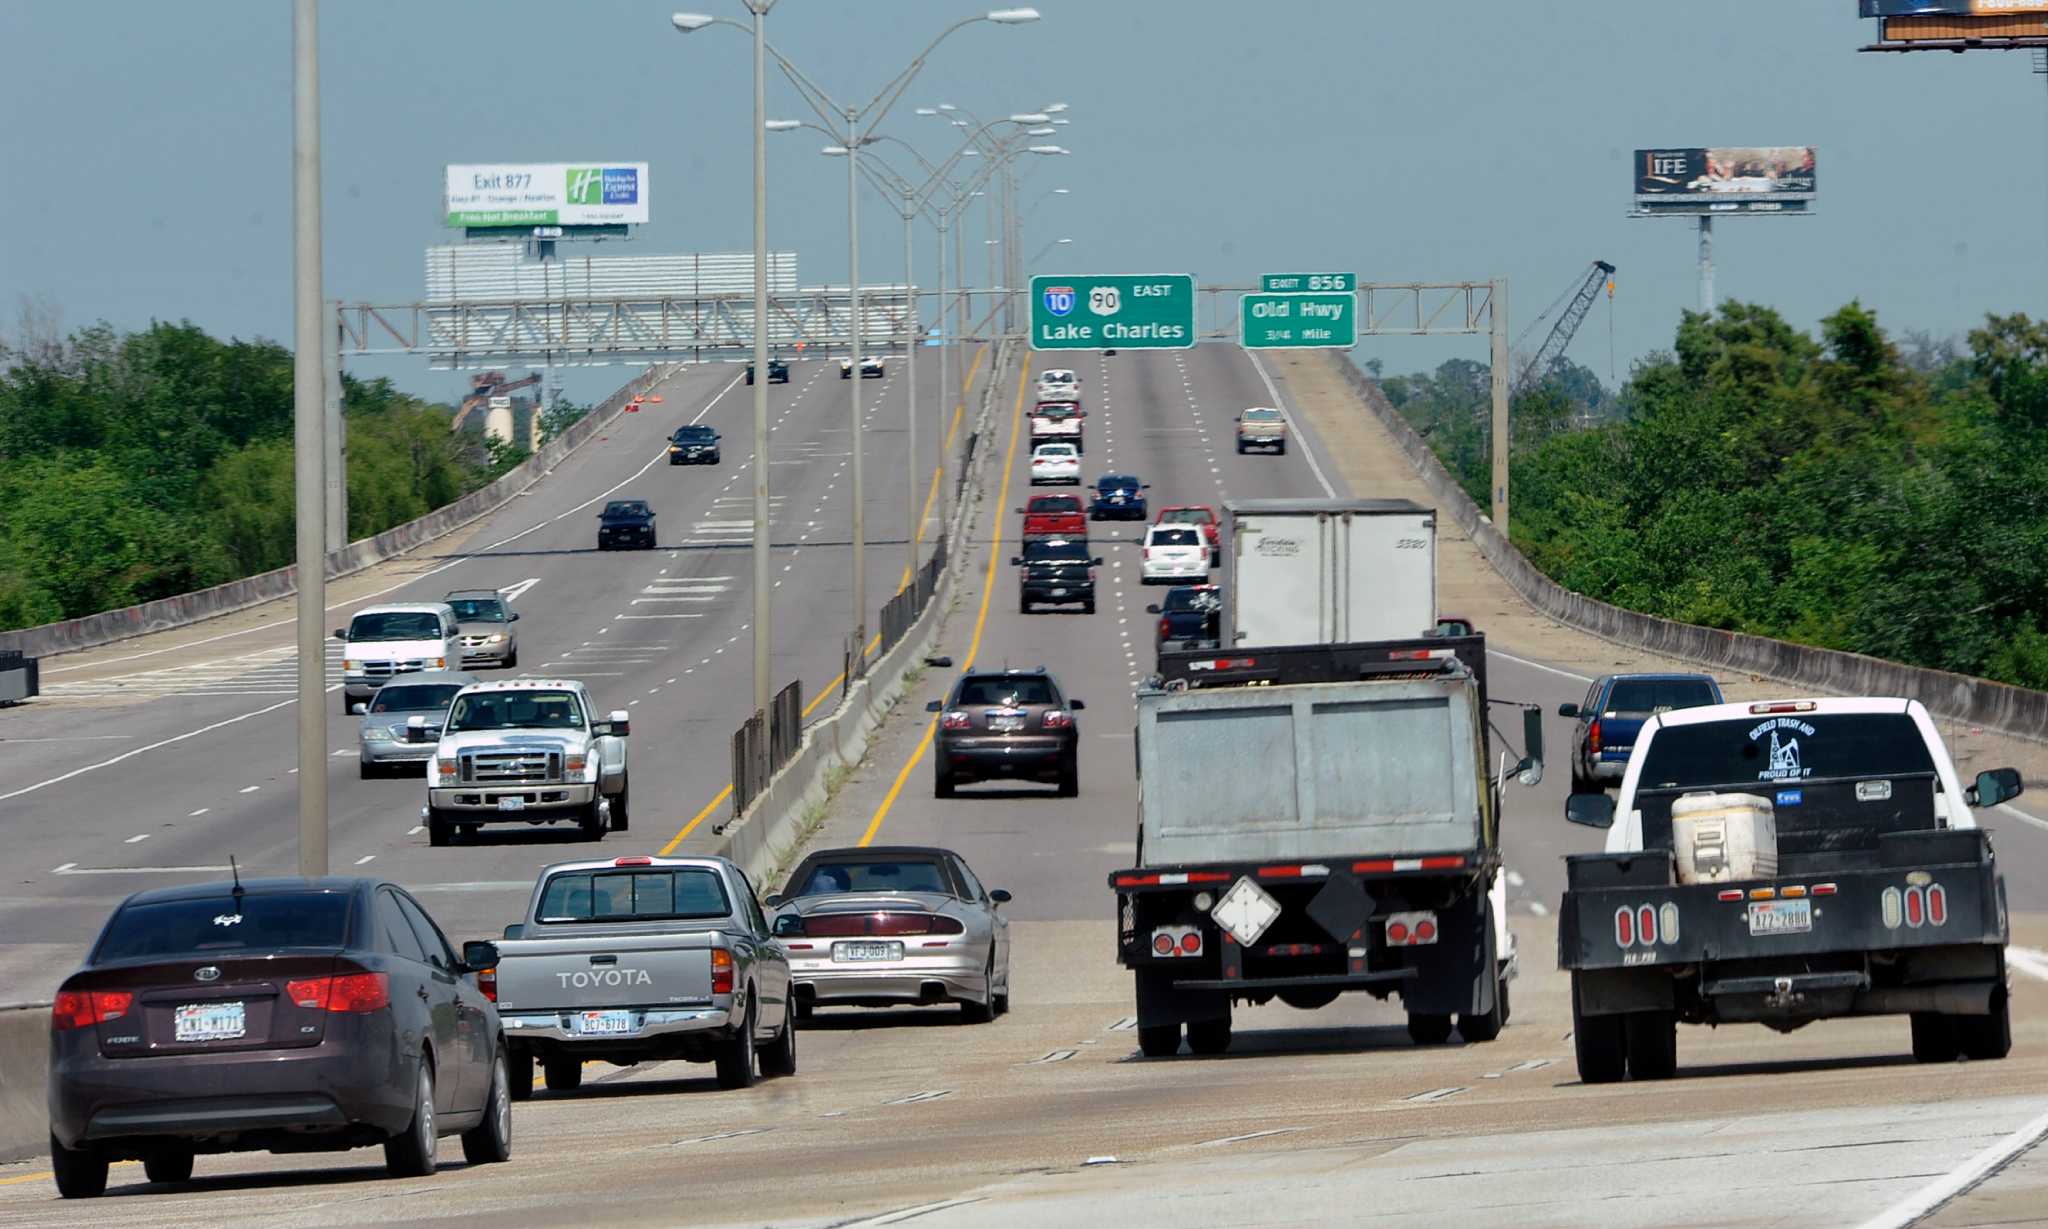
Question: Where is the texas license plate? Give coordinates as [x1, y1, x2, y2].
[989, 717, 1024, 731]
[1049, 588, 1067, 597]
[175, 1001, 246, 1042]
[1748, 899, 1812, 937]
[497, 796, 526, 812]
[574, 1010, 634, 1035]
[833, 941, 903, 962]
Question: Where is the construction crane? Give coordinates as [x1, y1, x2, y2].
[450, 371, 542, 432]
[1512, 260, 1615, 397]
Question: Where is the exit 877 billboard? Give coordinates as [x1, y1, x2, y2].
[444, 163, 650, 228]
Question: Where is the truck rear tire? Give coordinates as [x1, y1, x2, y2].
[544, 1055, 583, 1093]
[1911, 1011, 1960, 1063]
[1137, 1023, 1181, 1058]
[1406, 1012, 1453, 1046]
[1624, 1010, 1677, 1080]
[1186, 1016, 1232, 1056]
[1571, 976, 1627, 1084]
[716, 1005, 758, 1089]
[1960, 985, 2013, 1061]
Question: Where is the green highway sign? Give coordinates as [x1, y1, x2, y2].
[1240, 292, 1358, 350]
[1030, 274, 1196, 351]
[1260, 272, 1355, 293]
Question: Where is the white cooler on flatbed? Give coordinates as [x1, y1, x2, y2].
[1670, 792, 1778, 884]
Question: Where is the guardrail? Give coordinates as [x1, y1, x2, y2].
[1326, 353, 2048, 743]
[730, 680, 803, 822]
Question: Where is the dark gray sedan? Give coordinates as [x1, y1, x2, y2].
[47, 877, 510, 1197]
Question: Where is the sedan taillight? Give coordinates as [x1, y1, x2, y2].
[941, 710, 972, 730]
[285, 972, 392, 1012]
[1043, 710, 1073, 729]
[51, 990, 132, 1031]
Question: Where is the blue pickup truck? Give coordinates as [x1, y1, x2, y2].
[1558, 673, 1723, 793]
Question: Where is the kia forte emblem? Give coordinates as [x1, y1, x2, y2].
[194, 966, 220, 982]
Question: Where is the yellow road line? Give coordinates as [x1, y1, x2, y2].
[659, 783, 733, 855]
[859, 355, 1030, 848]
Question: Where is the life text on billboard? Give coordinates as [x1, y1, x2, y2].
[444, 163, 651, 228]
[1634, 148, 1816, 200]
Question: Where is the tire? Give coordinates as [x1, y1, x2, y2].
[503, 649, 518, 670]
[1572, 974, 1628, 1084]
[359, 761, 378, 781]
[1082, 599, 1096, 615]
[1019, 595, 1031, 614]
[756, 1007, 798, 1078]
[1624, 1010, 1677, 1080]
[716, 1003, 758, 1089]
[609, 785, 630, 832]
[1459, 977, 1507, 1043]
[934, 767, 957, 800]
[460, 1050, 514, 1165]
[428, 810, 454, 847]
[1057, 751, 1079, 798]
[1186, 1015, 1232, 1056]
[1960, 984, 2013, 1061]
[993, 968, 1011, 1017]
[507, 1047, 534, 1101]
[1137, 1023, 1181, 1058]
[143, 1147, 193, 1185]
[578, 801, 606, 841]
[1912, 1011, 1961, 1063]
[1276, 440, 1287, 455]
[544, 1055, 583, 1092]
[383, 1062, 438, 1179]
[795, 999, 814, 1022]
[1235, 441, 1245, 454]
[1209, 549, 1222, 569]
[962, 957, 997, 1024]
[1406, 1012, 1454, 1046]
[49, 1133, 107, 1200]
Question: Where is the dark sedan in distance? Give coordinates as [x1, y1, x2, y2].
[746, 359, 789, 385]
[597, 499, 657, 550]
[1089, 473, 1149, 520]
[48, 876, 511, 1198]
[668, 425, 721, 465]
[927, 667, 1084, 798]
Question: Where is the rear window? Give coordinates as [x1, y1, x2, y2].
[1243, 408, 1281, 421]
[349, 612, 442, 641]
[1031, 496, 1081, 513]
[370, 684, 463, 713]
[1021, 540, 1088, 562]
[1163, 587, 1221, 613]
[537, 869, 732, 923]
[96, 893, 353, 961]
[1160, 508, 1211, 524]
[956, 675, 1056, 707]
[1635, 713, 1936, 790]
[1036, 444, 1076, 457]
[794, 861, 953, 897]
[1098, 475, 1136, 488]
[1606, 678, 1718, 713]
[1152, 528, 1200, 546]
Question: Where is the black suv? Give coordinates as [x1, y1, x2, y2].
[668, 425, 721, 465]
[1011, 537, 1102, 614]
[596, 500, 656, 550]
[746, 359, 790, 385]
[926, 669, 1084, 798]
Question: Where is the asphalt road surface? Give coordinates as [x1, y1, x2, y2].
[1, 345, 2044, 1227]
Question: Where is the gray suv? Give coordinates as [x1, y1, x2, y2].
[445, 589, 520, 669]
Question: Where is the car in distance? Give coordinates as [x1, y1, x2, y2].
[745, 359, 789, 385]
[1018, 493, 1087, 542]
[840, 356, 885, 379]
[491, 855, 794, 1096]
[927, 668, 1085, 798]
[596, 499, 657, 550]
[668, 424, 721, 465]
[1558, 673, 1726, 793]
[444, 589, 520, 669]
[47, 876, 509, 1198]
[1235, 406, 1288, 454]
[1155, 505, 1222, 567]
[766, 846, 1012, 1023]
[1141, 524, 1210, 585]
[425, 679, 630, 845]
[1029, 441, 1081, 485]
[357, 670, 478, 779]
[1013, 537, 1102, 614]
[1035, 368, 1080, 402]
[335, 602, 460, 715]
[1147, 584, 1222, 652]
[1029, 401, 1085, 453]
[1089, 473, 1149, 521]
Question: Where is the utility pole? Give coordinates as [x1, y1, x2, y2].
[291, 0, 328, 878]
[748, 0, 773, 716]
[1489, 277, 1510, 536]
[322, 299, 345, 551]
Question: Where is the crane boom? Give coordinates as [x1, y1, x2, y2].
[1513, 260, 1614, 395]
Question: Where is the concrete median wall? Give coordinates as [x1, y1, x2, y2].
[720, 341, 1017, 886]
[1325, 353, 2048, 743]
[0, 365, 680, 661]
[0, 1005, 49, 1165]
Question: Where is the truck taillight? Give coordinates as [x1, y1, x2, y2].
[1384, 912, 1437, 947]
[1588, 720, 1602, 754]
[284, 973, 391, 1013]
[1159, 618, 1172, 639]
[711, 948, 734, 995]
[1149, 926, 1201, 957]
[1142, 548, 1152, 560]
[1043, 710, 1072, 729]
[941, 710, 971, 730]
[477, 966, 497, 1002]
[51, 990, 132, 1031]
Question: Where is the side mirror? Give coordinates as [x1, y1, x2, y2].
[351, 702, 368, 715]
[607, 710, 631, 737]
[332, 629, 347, 640]
[461, 940, 499, 972]
[510, 612, 521, 622]
[762, 892, 784, 908]
[1091, 557, 1105, 566]
[406, 714, 429, 743]
[925, 655, 953, 668]
[772, 915, 805, 938]
[925, 699, 944, 713]
[502, 923, 525, 941]
[1516, 707, 1545, 787]
[1010, 556, 1024, 566]
[1970, 766, 2025, 808]
[1014, 507, 1025, 514]
[1145, 604, 1161, 614]
[1069, 699, 1086, 711]
[1141, 483, 1151, 489]
[990, 889, 1012, 905]
[1565, 793, 1616, 829]
[1557, 702, 1580, 719]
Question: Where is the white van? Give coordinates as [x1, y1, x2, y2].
[335, 602, 461, 713]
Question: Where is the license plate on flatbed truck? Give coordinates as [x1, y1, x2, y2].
[1747, 899, 1812, 936]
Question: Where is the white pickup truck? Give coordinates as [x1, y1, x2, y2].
[421, 679, 629, 846]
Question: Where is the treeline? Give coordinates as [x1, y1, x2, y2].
[0, 320, 486, 631]
[1378, 302, 2048, 690]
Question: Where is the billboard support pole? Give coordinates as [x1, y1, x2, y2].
[1489, 277, 1510, 537]
[1698, 215, 1715, 316]
[291, 0, 329, 879]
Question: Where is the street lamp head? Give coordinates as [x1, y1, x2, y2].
[1027, 127, 1057, 136]
[1050, 119, 1072, 126]
[938, 103, 958, 111]
[1053, 187, 1071, 194]
[1008, 113, 1051, 124]
[951, 119, 970, 127]
[1043, 102, 1070, 113]
[670, 12, 714, 32]
[765, 120, 802, 131]
[1055, 237, 1072, 244]
[915, 107, 939, 116]
[987, 7, 1041, 23]
[821, 145, 850, 156]
[959, 148, 981, 157]
[1027, 145, 1067, 155]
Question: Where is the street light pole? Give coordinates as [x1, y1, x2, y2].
[748, 0, 773, 715]
[845, 124, 867, 650]
[903, 195, 918, 582]
[291, 0, 328, 878]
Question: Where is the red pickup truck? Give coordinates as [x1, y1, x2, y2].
[1019, 493, 1088, 542]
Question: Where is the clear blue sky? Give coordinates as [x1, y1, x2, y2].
[2, 1, 2041, 399]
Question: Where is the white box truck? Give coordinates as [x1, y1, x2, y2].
[1224, 499, 1437, 648]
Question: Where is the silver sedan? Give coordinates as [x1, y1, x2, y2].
[354, 670, 477, 778]
[766, 846, 1011, 1023]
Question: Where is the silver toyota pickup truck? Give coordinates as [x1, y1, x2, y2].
[489, 855, 796, 1099]
[422, 679, 629, 846]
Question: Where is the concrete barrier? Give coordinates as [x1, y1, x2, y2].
[719, 340, 1017, 885]
[1325, 353, 2048, 743]
[0, 365, 681, 661]
[0, 1004, 49, 1165]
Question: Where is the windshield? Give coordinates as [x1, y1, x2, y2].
[672, 427, 715, 442]
[97, 893, 352, 960]
[1606, 678, 1719, 713]
[537, 869, 731, 923]
[602, 501, 651, 520]
[349, 612, 442, 642]
[795, 861, 952, 897]
[1635, 712, 1935, 790]
[445, 690, 584, 732]
[1022, 540, 1089, 563]
[956, 675, 1056, 706]
[1163, 587, 1222, 613]
[370, 684, 463, 714]
[1030, 496, 1081, 513]
[1151, 527, 1200, 546]
[445, 598, 505, 622]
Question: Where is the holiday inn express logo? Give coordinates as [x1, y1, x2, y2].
[567, 166, 640, 206]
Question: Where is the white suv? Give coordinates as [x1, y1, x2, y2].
[1141, 524, 1210, 585]
[1035, 369, 1080, 402]
[336, 602, 460, 713]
